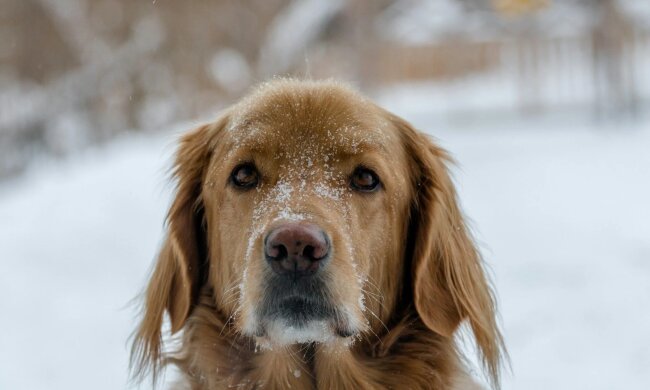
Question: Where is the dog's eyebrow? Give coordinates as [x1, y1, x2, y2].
[336, 140, 387, 155]
[233, 126, 389, 155]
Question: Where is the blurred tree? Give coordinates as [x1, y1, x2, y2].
[1, 0, 648, 177]
[492, 0, 550, 16]
[589, 0, 639, 116]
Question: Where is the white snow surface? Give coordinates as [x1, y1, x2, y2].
[2, 107, 650, 389]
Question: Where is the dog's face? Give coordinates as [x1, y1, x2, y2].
[133, 80, 502, 384]
[206, 86, 412, 345]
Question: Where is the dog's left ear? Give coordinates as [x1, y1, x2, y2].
[393, 114, 504, 386]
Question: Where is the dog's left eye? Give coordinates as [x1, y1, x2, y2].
[350, 167, 381, 192]
[230, 163, 259, 189]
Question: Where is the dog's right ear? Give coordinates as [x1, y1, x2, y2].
[130, 115, 228, 381]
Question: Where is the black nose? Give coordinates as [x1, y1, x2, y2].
[264, 222, 330, 277]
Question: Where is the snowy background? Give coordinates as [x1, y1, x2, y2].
[2, 96, 649, 390]
[2, 1, 650, 389]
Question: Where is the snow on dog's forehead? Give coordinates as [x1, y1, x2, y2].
[226, 79, 392, 155]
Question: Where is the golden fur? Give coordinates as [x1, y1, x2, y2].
[131, 79, 505, 389]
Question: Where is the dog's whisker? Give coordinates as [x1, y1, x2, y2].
[360, 288, 385, 306]
[362, 319, 384, 346]
[363, 275, 385, 295]
[222, 282, 240, 295]
[289, 345, 316, 381]
[361, 288, 388, 320]
[221, 283, 239, 305]
[219, 306, 242, 338]
[365, 306, 390, 334]
[361, 288, 382, 300]
[219, 296, 242, 309]
[284, 346, 306, 376]
[228, 327, 246, 357]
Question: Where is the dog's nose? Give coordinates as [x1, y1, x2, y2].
[264, 222, 329, 277]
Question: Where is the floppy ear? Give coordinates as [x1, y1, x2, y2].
[394, 115, 504, 386]
[131, 117, 226, 380]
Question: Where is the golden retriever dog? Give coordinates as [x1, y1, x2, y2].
[131, 79, 505, 389]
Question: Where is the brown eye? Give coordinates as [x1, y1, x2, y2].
[350, 167, 381, 192]
[230, 163, 259, 189]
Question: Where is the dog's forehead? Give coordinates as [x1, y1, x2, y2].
[231, 119, 389, 156]
[225, 83, 394, 158]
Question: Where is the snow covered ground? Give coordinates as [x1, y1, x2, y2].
[1, 104, 649, 389]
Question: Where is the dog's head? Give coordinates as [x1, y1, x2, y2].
[132, 79, 503, 384]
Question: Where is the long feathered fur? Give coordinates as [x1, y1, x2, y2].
[130, 79, 506, 389]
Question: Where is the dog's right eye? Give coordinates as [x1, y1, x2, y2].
[230, 163, 259, 189]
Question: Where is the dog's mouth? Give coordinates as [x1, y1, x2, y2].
[254, 294, 357, 342]
[242, 240, 363, 344]
[275, 297, 333, 323]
